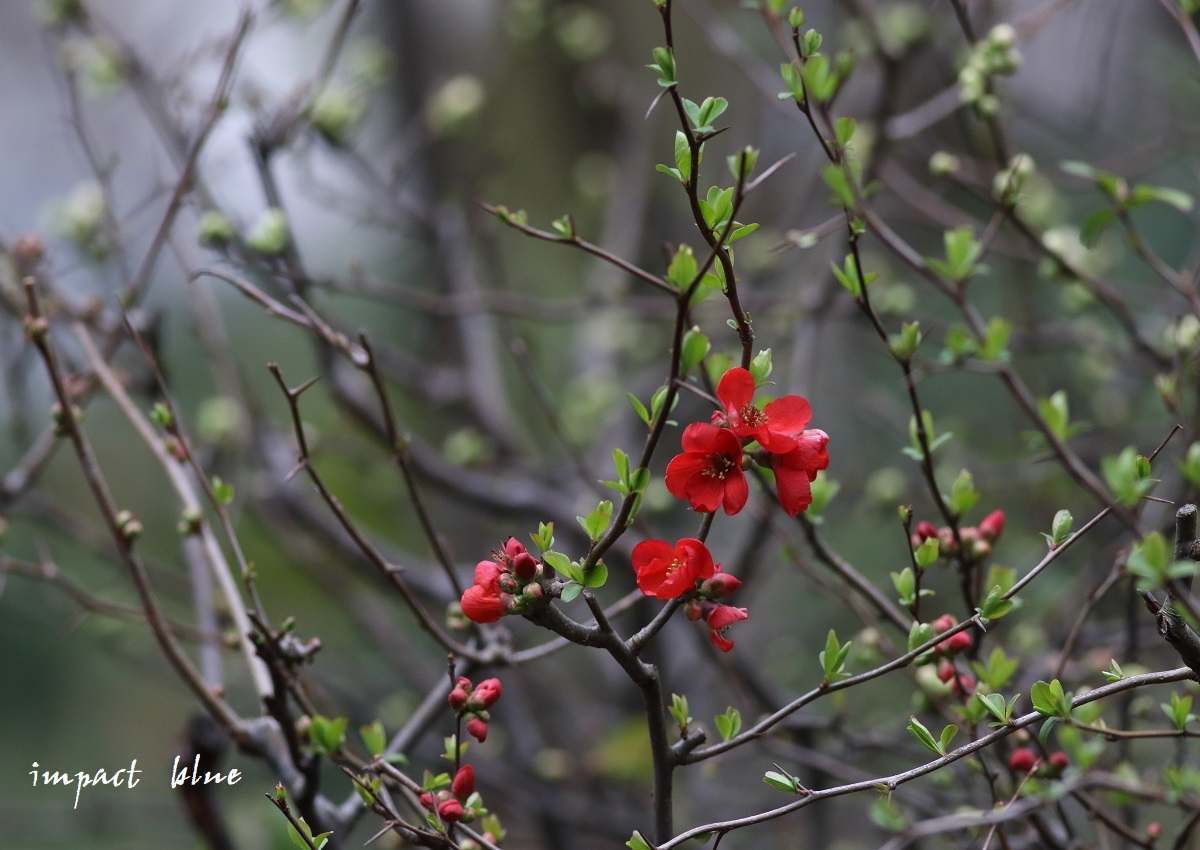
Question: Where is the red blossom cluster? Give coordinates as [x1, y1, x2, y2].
[666, 367, 829, 517]
[911, 510, 1005, 560]
[448, 676, 502, 742]
[460, 538, 542, 624]
[632, 537, 748, 651]
[419, 764, 479, 824]
[1008, 747, 1069, 777]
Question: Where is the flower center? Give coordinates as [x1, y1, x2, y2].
[738, 403, 766, 428]
[663, 557, 684, 577]
[703, 452, 736, 479]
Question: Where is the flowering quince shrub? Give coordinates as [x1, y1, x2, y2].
[9, 2, 1200, 850]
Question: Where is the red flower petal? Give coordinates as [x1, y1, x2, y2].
[717, 367, 755, 414]
[461, 584, 507, 623]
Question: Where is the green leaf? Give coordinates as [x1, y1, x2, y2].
[819, 629, 852, 682]
[891, 568, 916, 606]
[749, 349, 773, 384]
[914, 537, 940, 568]
[1163, 692, 1196, 732]
[714, 707, 742, 741]
[1179, 443, 1200, 486]
[1030, 679, 1071, 718]
[938, 724, 959, 752]
[668, 693, 691, 730]
[560, 583, 584, 603]
[908, 621, 933, 653]
[907, 715, 942, 755]
[648, 46, 676, 87]
[1126, 531, 1172, 589]
[530, 521, 554, 553]
[1129, 183, 1194, 212]
[582, 560, 609, 588]
[764, 770, 799, 793]
[308, 715, 348, 755]
[1047, 509, 1073, 548]
[927, 226, 984, 282]
[1101, 446, 1155, 508]
[1103, 658, 1124, 683]
[667, 244, 698, 289]
[970, 647, 1019, 690]
[543, 551, 583, 583]
[679, 327, 710, 375]
[975, 585, 1014, 624]
[627, 393, 651, 427]
[801, 28, 823, 56]
[627, 832, 654, 850]
[835, 116, 857, 148]
[551, 215, 573, 238]
[979, 317, 1011, 361]
[577, 501, 614, 543]
[212, 476, 234, 505]
[779, 62, 805, 102]
[359, 720, 386, 756]
[1079, 207, 1117, 248]
[947, 469, 979, 516]
[693, 96, 728, 133]
[823, 164, 856, 208]
[889, 321, 922, 362]
[830, 253, 877, 298]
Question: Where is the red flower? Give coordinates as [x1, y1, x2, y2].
[665, 423, 748, 515]
[631, 538, 717, 600]
[979, 510, 1005, 543]
[438, 799, 464, 822]
[717, 367, 813, 452]
[769, 429, 829, 516]
[468, 678, 502, 710]
[466, 717, 489, 742]
[452, 765, 475, 800]
[705, 603, 748, 652]
[461, 561, 508, 624]
[1008, 747, 1036, 773]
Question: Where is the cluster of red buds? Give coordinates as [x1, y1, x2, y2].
[449, 676, 502, 742]
[1008, 747, 1069, 777]
[683, 568, 749, 652]
[930, 614, 974, 697]
[911, 510, 1005, 561]
[460, 538, 543, 624]
[419, 765, 479, 824]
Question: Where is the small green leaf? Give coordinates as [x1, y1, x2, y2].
[975, 585, 1014, 624]
[1030, 679, 1071, 718]
[560, 583, 584, 603]
[627, 832, 654, 850]
[764, 770, 799, 793]
[627, 393, 651, 427]
[680, 327, 711, 375]
[582, 560, 608, 588]
[947, 469, 979, 516]
[308, 715, 348, 755]
[907, 715, 942, 754]
[914, 537, 940, 568]
[360, 720, 386, 756]
[1163, 692, 1196, 732]
[714, 707, 742, 741]
[212, 476, 234, 505]
[891, 568, 916, 606]
[648, 46, 676, 86]
[668, 693, 691, 730]
[908, 621, 933, 652]
[835, 116, 857, 148]
[939, 724, 959, 752]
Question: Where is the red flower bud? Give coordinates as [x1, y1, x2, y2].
[419, 792, 435, 810]
[936, 659, 955, 683]
[1047, 751, 1069, 773]
[448, 687, 469, 712]
[1147, 822, 1162, 840]
[469, 678, 502, 709]
[931, 614, 956, 635]
[700, 572, 742, 599]
[504, 537, 526, 561]
[940, 630, 972, 656]
[438, 799, 464, 822]
[684, 600, 704, 621]
[979, 510, 1005, 543]
[914, 521, 939, 542]
[1008, 747, 1037, 774]
[466, 717, 488, 742]
[452, 765, 475, 800]
[511, 552, 539, 580]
